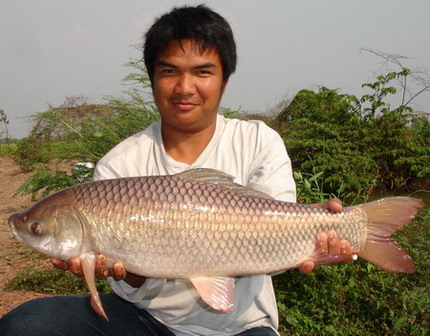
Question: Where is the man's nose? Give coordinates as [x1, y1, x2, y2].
[175, 73, 196, 95]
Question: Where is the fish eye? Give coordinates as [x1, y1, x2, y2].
[31, 222, 42, 236]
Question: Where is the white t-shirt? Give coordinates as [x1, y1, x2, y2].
[93, 114, 296, 336]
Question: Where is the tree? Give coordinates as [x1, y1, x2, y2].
[0, 108, 10, 142]
[360, 48, 430, 113]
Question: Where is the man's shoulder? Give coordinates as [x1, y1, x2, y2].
[98, 121, 159, 163]
[220, 115, 281, 141]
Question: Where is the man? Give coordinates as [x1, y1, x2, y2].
[0, 5, 351, 335]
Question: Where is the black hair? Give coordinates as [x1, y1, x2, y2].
[144, 4, 237, 84]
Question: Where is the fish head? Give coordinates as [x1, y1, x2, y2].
[8, 189, 84, 260]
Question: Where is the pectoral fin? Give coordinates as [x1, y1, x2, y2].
[190, 276, 235, 312]
[81, 254, 109, 320]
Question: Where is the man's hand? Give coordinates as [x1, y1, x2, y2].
[322, 198, 343, 213]
[51, 254, 128, 281]
[299, 198, 354, 274]
[51, 255, 147, 287]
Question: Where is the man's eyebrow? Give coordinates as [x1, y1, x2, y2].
[156, 61, 217, 69]
[195, 62, 217, 69]
[156, 61, 177, 68]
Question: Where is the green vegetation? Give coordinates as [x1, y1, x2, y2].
[7, 54, 430, 334]
[14, 93, 159, 198]
[14, 94, 159, 168]
[293, 170, 342, 204]
[0, 108, 19, 156]
[273, 70, 430, 199]
[6, 268, 110, 295]
[0, 142, 18, 157]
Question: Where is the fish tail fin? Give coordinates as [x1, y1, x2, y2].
[356, 197, 424, 273]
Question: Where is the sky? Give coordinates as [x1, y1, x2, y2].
[1, 0, 429, 138]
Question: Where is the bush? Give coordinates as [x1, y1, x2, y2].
[273, 87, 378, 198]
[273, 73, 430, 197]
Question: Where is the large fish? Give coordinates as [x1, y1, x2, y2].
[8, 168, 424, 320]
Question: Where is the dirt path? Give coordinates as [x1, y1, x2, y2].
[0, 156, 52, 317]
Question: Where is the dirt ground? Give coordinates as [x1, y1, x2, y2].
[0, 155, 53, 317]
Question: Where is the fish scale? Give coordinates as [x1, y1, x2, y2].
[8, 168, 423, 318]
[70, 174, 367, 279]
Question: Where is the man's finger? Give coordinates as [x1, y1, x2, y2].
[69, 257, 83, 277]
[95, 253, 109, 279]
[340, 239, 354, 264]
[112, 262, 127, 281]
[327, 230, 341, 254]
[50, 258, 69, 271]
[300, 260, 315, 274]
[326, 198, 343, 213]
[316, 231, 328, 254]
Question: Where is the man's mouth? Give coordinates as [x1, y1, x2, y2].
[172, 101, 198, 111]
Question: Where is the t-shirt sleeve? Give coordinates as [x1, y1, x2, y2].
[92, 162, 121, 181]
[247, 126, 296, 203]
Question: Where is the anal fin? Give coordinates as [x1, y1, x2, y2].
[190, 276, 235, 312]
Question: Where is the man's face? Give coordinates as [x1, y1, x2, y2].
[153, 39, 227, 133]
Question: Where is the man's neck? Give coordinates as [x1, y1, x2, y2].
[161, 119, 217, 165]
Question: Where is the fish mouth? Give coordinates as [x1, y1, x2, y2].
[8, 213, 21, 241]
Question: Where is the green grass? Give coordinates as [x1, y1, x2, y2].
[6, 268, 111, 295]
[0, 143, 17, 157]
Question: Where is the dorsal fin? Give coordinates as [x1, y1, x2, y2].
[174, 168, 274, 200]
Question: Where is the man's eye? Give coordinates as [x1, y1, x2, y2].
[161, 69, 176, 75]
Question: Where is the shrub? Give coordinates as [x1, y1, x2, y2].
[273, 71, 430, 197]
[274, 87, 378, 198]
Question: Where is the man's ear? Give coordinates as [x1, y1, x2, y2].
[221, 81, 228, 94]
